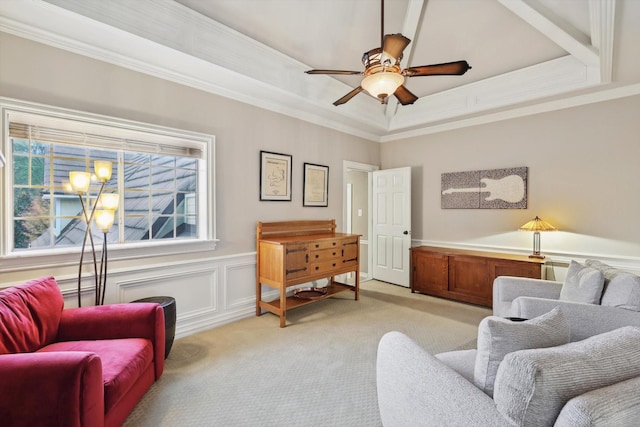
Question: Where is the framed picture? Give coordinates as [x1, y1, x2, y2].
[303, 162, 329, 207]
[260, 150, 292, 201]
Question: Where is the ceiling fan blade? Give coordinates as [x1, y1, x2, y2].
[333, 86, 364, 106]
[382, 34, 411, 61]
[403, 60, 472, 77]
[394, 85, 418, 105]
[305, 69, 362, 75]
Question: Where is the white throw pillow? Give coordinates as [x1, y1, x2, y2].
[559, 260, 605, 304]
[473, 306, 570, 397]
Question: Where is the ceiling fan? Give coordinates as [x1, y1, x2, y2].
[305, 0, 471, 106]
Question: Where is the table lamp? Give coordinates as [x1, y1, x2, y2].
[519, 215, 557, 259]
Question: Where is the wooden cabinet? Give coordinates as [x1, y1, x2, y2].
[410, 246, 544, 307]
[256, 220, 360, 327]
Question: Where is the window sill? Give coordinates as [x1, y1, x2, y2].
[0, 239, 219, 274]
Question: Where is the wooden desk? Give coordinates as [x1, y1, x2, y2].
[256, 220, 360, 327]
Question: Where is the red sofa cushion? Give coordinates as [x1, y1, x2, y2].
[0, 277, 64, 354]
[39, 338, 154, 414]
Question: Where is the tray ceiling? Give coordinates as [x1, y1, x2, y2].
[0, 0, 635, 141]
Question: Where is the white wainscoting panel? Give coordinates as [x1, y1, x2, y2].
[51, 253, 262, 339]
[224, 260, 256, 310]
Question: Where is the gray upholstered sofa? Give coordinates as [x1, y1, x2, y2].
[376, 260, 640, 426]
[377, 326, 640, 426]
[494, 259, 640, 340]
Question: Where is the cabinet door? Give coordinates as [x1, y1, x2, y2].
[341, 238, 359, 265]
[284, 243, 309, 280]
[411, 251, 448, 293]
[448, 255, 491, 303]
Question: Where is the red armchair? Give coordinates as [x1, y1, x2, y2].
[0, 277, 165, 427]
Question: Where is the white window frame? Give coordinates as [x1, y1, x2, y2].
[0, 98, 217, 271]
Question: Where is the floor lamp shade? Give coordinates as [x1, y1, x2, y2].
[95, 210, 115, 233]
[70, 171, 91, 193]
[94, 160, 112, 181]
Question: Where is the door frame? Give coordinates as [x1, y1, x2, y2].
[343, 160, 378, 282]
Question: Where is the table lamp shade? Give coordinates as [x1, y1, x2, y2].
[519, 216, 557, 232]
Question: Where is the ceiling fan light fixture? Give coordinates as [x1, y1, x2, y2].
[361, 71, 404, 102]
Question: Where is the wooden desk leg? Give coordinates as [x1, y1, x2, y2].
[256, 281, 262, 317]
[279, 286, 287, 328]
[354, 269, 359, 301]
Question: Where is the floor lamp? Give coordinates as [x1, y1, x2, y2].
[69, 160, 115, 306]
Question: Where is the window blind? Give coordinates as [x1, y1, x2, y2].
[9, 117, 205, 159]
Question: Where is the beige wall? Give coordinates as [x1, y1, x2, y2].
[381, 94, 640, 261]
[2, 31, 639, 284]
[0, 33, 380, 262]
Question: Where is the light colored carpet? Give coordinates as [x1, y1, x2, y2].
[124, 280, 490, 426]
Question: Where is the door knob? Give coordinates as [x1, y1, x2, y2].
[403, 230, 410, 235]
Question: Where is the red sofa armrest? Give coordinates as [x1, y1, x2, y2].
[58, 303, 165, 378]
[0, 352, 104, 427]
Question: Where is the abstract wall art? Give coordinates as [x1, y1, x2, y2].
[441, 167, 528, 209]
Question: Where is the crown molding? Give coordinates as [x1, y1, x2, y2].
[381, 82, 640, 141]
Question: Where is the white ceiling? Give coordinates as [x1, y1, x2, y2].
[0, 0, 636, 142]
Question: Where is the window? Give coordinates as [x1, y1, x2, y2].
[1, 99, 216, 258]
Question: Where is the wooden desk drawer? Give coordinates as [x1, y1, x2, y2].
[311, 248, 340, 261]
[310, 259, 341, 275]
[311, 239, 341, 250]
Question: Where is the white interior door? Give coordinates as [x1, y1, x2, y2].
[372, 167, 411, 287]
